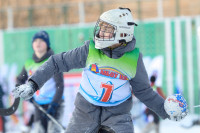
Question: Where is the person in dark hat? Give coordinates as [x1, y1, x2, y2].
[16, 30, 64, 133]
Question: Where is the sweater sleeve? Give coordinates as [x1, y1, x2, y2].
[130, 53, 169, 119]
[52, 72, 64, 103]
[29, 41, 90, 89]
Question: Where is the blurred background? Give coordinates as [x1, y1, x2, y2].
[0, 0, 200, 133]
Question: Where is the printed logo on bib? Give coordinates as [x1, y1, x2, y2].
[89, 64, 129, 80]
[100, 81, 114, 102]
[89, 64, 99, 73]
[28, 69, 37, 77]
[29, 70, 33, 76]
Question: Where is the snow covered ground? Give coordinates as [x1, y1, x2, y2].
[134, 114, 200, 133]
[134, 119, 200, 133]
[4, 114, 200, 133]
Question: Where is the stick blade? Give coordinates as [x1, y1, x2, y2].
[0, 98, 20, 116]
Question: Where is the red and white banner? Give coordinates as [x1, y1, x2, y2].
[62, 72, 82, 127]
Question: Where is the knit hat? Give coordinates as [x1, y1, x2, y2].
[32, 30, 50, 48]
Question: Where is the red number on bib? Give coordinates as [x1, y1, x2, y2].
[36, 90, 40, 95]
[100, 83, 114, 102]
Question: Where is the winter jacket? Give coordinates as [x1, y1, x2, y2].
[30, 37, 169, 119]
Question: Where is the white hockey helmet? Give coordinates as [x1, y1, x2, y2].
[94, 7, 137, 49]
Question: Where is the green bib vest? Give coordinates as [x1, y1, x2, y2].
[24, 58, 57, 105]
[86, 40, 140, 80]
[25, 59, 48, 76]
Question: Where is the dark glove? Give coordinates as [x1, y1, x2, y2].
[47, 102, 59, 118]
[29, 98, 34, 103]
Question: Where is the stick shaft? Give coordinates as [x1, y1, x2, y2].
[32, 100, 65, 131]
[194, 105, 200, 108]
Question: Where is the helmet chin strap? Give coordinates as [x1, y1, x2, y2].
[109, 42, 126, 49]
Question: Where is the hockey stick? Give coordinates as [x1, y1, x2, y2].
[32, 100, 66, 131]
[0, 97, 20, 116]
[180, 105, 200, 129]
[194, 105, 200, 108]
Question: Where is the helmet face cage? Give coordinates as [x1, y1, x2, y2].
[94, 8, 137, 49]
[94, 19, 116, 41]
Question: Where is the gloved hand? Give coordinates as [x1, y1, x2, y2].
[12, 80, 38, 100]
[47, 102, 59, 118]
[164, 94, 188, 122]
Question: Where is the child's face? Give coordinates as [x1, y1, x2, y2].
[99, 22, 114, 39]
[32, 38, 47, 54]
